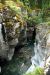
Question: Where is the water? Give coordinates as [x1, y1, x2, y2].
[26, 33, 48, 73]
[31, 44, 44, 66]
[31, 42, 45, 66]
[0, 23, 48, 75]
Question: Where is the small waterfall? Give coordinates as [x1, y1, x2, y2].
[31, 42, 45, 66]
[31, 34, 47, 67]
[26, 33, 47, 73]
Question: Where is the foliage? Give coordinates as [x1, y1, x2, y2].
[1, 0, 49, 24]
[0, 0, 50, 25]
[0, 3, 5, 10]
[5, 22, 13, 30]
[48, 22, 50, 26]
[20, 0, 29, 6]
[24, 67, 44, 75]
[5, 0, 22, 15]
[42, 0, 50, 10]
[26, 13, 43, 26]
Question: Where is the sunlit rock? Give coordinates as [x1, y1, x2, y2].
[15, 22, 20, 29]
[0, 23, 9, 59]
[46, 33, 50, 47]
[46, 56, 50, 68]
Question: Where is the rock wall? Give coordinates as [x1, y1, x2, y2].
[0, 6, 36, 60]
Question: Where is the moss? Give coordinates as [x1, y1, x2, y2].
[5, 22, 13, 30]
[15, 28, 19, 34]
[0, 3, 5, 10]
[48, 22, 50, 26]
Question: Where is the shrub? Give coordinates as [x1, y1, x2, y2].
[24, 67, 44, 75]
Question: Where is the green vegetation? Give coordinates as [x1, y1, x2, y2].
[24, 67, 44, 75]
[48, 22, 50, 26]
[0, 0, 50, 25]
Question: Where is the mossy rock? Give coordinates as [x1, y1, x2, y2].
[48, 22, 50, 26]
[0, 3, 5, 10]
[5, 22, 13, 30]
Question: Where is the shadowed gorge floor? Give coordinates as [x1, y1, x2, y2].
[0, 44, 34, 75]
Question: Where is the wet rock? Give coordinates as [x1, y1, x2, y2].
[46, 66, 50, 75]
[0, 66, 1, 73]
[46, 70, 50, 75]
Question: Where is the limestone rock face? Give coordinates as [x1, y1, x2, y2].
[0, 6, 35, 60]
[0, 6, 28, 60]
[0, 23, 9, 59]
[0, 7, 19, 60]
